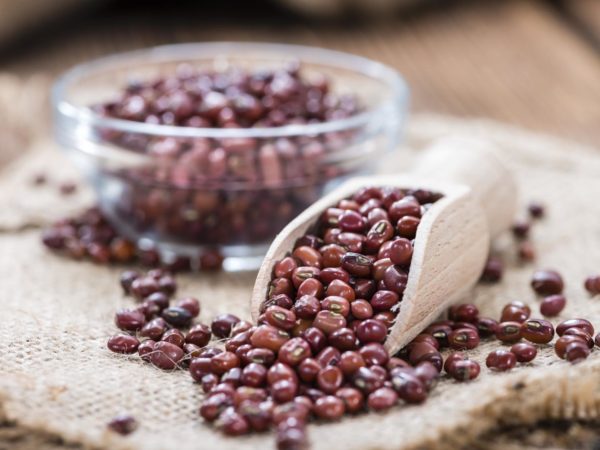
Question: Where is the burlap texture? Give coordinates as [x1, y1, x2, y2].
[1, 74, 600, 449]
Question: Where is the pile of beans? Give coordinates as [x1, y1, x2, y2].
[106, 265, 600, 448]
[105, 196, 600, 448]
[41, 207, 223, 271]
[92, 63, 364, 250]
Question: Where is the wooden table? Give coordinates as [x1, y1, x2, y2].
[0, 1, 600, 448]
[1, 0, 599, 145]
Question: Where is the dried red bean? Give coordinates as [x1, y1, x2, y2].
[511, 221, 530, 239]
[476, 317, 499, 337]
[251, 325, 290, 352]
[138, 339, 156, 361]
[448, 359, 480, 382]
[518, 241, 535, 262]
[297, 358, 322, 383]
[359, 342, 389, 367]
[554, 335, 585, 359]
[265, 305, 297, 330]
[562, 328, 594, 348]
[480, 256, 503, 283]
[293, 295, 321, 320]
[216, 408, 250, 436]
[336, 387, 364, 414]
[367, 387, 398, 411]
[211, 314, 241, 338]
[150, 341, 184, 370]
[271, 379, 299, 403]
[352, 366, 384, 394]
[382, 265, 408, 295]
[239, 363, 266, 388]
[186, 323, 212, 347]
[531, 269, 564, 295]
[317, 366, 343, 394]
[316, 346, 342, 367]
[292, 246, 322, 269]
[176, 297, 200, 317]
[130, 276, 160, 300]
[278, 337, 312, 366]
[341, 252, 372, 278]
[107, 334, 140, 354]
[449, 303, 479, 323]
[200, 393, 233, 422]
[312, 310, 346, 335]
[501, 301, 531, 323]
[540, 294, 566, 317]
[119, 270, 140, 294]
[321, 296, 350, 317]
[486, 349, 517, 371]
[326, 279, 356, 301]
[414, 362, 439, 391]
[565, 341, 590, 364]
[528, 202, 545, 219]
[556, 318, 594, 337]
[276, 423, 307, 450]
[107, 414, 138, 435]
[296, 278, 324, 299]
[495, 321, 522, 343]
[162, 307, 192, 328]
[211, 352, 240, 375]
[584, 275, 600, 295]
[391, 370, 427, 403]
[448, 328, 480, 350]
[114, 309, 146, 331]
[274, 257, 298, 279]
[520, 319, 554, 344]
[233, 387, 267, 406]
[319, 267, 350, 285]
[328, 327, 357, 351]
[356, 319, 388, 344]
[510, 342, 537, 363]
[314, 395, 345, 420]
[350, 299, 373, 320]
[162, 328, 185, 347]
[370, 290, 399, 312]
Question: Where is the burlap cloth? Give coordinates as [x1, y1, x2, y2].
[2, 76, 600, 450]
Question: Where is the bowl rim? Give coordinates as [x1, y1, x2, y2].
[52, 41, 409, 139]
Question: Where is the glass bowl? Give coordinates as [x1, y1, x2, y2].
[52, 42, 409, 271]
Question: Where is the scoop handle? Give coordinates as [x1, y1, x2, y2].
[411, 136, 518, 238]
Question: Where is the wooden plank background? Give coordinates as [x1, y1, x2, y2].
[0, 0, 598, 145]
[0, 1, 599, 448]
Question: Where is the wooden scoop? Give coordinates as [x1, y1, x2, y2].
[251, 136, 518, 354]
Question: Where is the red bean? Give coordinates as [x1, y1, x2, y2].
[495, 321, 522, 343]
[107, 334, 140, 354]
[500, 301, 531, 323]
[448, 328, 480, 350]
[486, 350, 516, 371]
[150, 341, 184, 370]
[448, 359, 480, 382]
[540, 294, 566, 317]
[520, 319, 554, 344]
[531, 269, 564, 295]
[449, 303, 479, 323]
[314, 396, 345, 420]
[556, 318, 594, 337]
[510, 342, 537, 363]
[278, 338, 312, 366]
[336, 387, 364, 414]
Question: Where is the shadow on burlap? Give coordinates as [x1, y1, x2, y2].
[1, 75, 600, 450]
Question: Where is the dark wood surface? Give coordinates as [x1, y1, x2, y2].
[0, 0, 599, 145]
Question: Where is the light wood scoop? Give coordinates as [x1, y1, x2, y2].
[251, 136, 518, 354]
